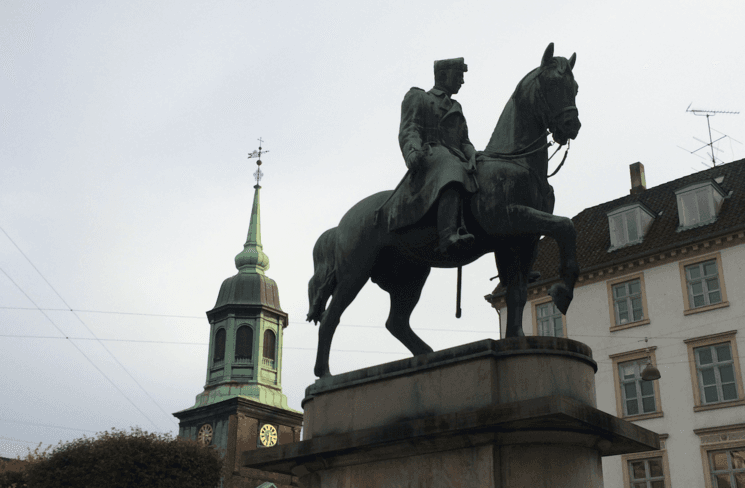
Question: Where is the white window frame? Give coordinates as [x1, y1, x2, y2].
[612, 279, 645, 326]
[607, 203, 655, 251]
[695, 343, 739, 405]
[675, 180, 726, 230]
[536, 301, 564, 337]
[686, 259, 723, 309]
[619, 359, 658, 416]
[627, 456, 667, 488]
[708, 448, 745, 488]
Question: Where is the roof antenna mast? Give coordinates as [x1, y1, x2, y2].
[683, 104, 739, 167]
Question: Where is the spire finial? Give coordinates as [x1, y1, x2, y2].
[236, 138, 270, 274]
[247, 137, 267, 187]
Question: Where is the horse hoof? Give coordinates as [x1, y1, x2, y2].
[548, 283, 573, 315]
[314, 365, 331, 378]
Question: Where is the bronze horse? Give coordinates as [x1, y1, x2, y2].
[307, 43, 581, 377]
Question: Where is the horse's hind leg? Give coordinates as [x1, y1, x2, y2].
[314, 274, 368, 378]
[376, 263, 434, 356]
[495, 242, 531, 338]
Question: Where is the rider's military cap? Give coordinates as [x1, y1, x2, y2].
[434, 57, 467, 73]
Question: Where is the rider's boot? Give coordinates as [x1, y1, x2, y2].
[437, 187, 474, 255]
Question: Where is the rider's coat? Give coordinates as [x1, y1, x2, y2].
[377, 86, 478, 232]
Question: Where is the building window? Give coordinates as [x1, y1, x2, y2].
[709, 448, 745, 487]
[213, 328, 226, 365]
[685, 331, 745, 412]
[695, 343, 739, 405]
[610, 347, 663, 420]
[537, 302, 563, 337]
[628, 457, 666, 488]
[675, 180, 725, 229]
[614, 279, 643, 324]
[679, 252, 729, 315]
[531, 297, 567, 338]
[607, 204, 655, 251]
[235, 325, 253, 362]
[608, 273, 650, 331]
[686, 260, 722, 309]
[619, 359, 657, 416]
[263, 330, 276, 368]
[621, 435, 670, 488]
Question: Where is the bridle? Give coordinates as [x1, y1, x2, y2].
[479, 69, 575, 177]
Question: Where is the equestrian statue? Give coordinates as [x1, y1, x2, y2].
[307, 43, 581, 377]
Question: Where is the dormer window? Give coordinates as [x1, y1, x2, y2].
[607, 204, 655, 251]
[675, 181, 725, 230]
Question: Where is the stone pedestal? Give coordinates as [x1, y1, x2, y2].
[243, 337, 660, 487]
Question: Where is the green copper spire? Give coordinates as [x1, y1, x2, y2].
[234, 183, 270, 274]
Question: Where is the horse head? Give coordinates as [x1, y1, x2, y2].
[535, 43, 580, 145]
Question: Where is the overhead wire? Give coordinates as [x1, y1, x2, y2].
[1, 226, 177, 430]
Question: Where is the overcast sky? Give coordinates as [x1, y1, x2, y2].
[2, 0, 744, 459]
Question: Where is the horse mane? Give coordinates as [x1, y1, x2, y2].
[483, 57, 572, 155]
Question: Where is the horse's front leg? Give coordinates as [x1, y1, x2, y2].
[504, 204, 579, 315]
[495, 246, 529, 337]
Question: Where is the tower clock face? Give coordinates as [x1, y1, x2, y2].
[259, 424, 278, 447]
[197, 424, 213, 446]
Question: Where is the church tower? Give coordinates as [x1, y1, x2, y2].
[174, 146, 302, 488]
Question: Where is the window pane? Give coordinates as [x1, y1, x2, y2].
[734, 472, 745, 488]
[731, 451, 745, 470]
[648, 458, 663, 477]
[626, 211, 639, 241]
[553, 317, 563, 337]
[625, 383, 638, 399]
[704, 385, 719, 403]
[626, 399, 639, 415]
[698, 347, 714, 365]
[720, 364, 735, 383]
[716, 344, 732, 362]
[614, 284, 627, 298]
[702, 368, 717, 385]
[682, 192, 698, 225]
[692, 282, 704, 295]
[697, 189, 713, 221]
[630, 461, 646, 479]
[694, 295, 706, 307]
[722, 383, 738, 401]
[716, 473, 733, 488]
[629, 280, 641, 295]
[713, 451, 729, 470]
[641, 380, 654, 396]
[613, 215, 625, 244]
[651, 482, 665, 488]
[707, 277, 720, 291]
[642, 396, 656, 413]
[537, 304, 548, 318]
[622, 364, 636, 380]
[688, 264, 701, 280]
[709, 290, 722, 304]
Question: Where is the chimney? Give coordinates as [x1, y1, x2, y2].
[630, 162, 646, 195]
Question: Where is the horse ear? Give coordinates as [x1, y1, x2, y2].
[569, 53, 576, 69]
[541, 43, 554, 67]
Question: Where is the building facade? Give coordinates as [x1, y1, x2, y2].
[173, 177, 302, 488]
[486, 159, 745, 488]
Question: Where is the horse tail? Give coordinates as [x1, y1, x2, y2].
[307, 227, 338, 324]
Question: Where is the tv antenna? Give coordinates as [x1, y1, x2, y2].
[679, 104, 740, 167]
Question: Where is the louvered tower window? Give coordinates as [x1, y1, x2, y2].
[235, 326, 253, 362]
[263, 330, 276, 368]
[213, 328, 226, 365]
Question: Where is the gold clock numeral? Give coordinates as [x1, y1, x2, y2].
[259, 424, 277, 447]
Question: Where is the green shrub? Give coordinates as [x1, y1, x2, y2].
[6, 427, 224, 488]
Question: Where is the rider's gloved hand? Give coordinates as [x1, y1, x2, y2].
[406, 148, 425, 172]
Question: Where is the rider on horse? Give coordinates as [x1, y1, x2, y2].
[379, 58, 479, 255]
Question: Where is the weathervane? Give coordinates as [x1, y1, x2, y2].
[247, 137, 268, 186]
